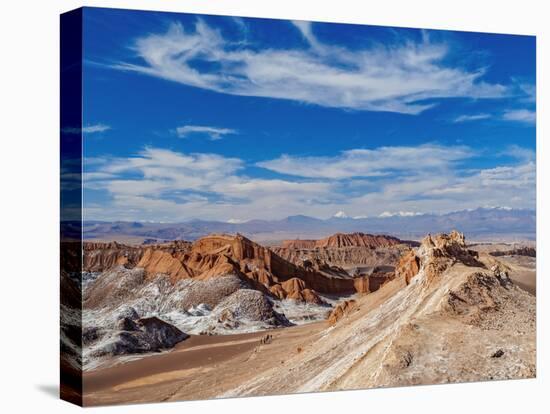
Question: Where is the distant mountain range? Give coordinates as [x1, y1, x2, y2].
[63, 207, 535, 242]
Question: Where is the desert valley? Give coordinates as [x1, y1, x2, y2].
[61, 228, 536, 406]
[58, 9, 537, 408]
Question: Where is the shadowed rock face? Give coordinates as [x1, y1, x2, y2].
[490, 246, 536, 258]
[117, 317, 188, 354]
[88, 312, 189, 358]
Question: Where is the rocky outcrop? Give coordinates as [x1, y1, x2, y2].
[395, 250, 420, 285]
[136, 249, 194, 282]
[274, 233, 409, 274]
[282, 233, 403, 249]
[490, 247, 536, 258]
[83, 240, 192, 273]
[327, 299, 357, 325]
[88, 311, 189, 358]
[82, 233, 404, 307]
[83, 242, 144, 272]
[274, 246, 402, 273]
[188, 234, 374, 300]
[224, 231, 535, 396]
[120, 316, 188, 353]
[208, 289, 292, 332]
[315, 232, 403, 248]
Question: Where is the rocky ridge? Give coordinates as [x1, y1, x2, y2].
[222, 230, 535, 396]
[83, 233, 402, 304]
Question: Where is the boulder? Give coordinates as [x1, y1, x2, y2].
[99, 316, 189, 356]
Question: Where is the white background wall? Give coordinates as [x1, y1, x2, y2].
[0, 0, 547, 412]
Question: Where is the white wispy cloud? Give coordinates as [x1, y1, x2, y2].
[257, 144, 473, 179]
[514, 80, 536, 103]
[425, 162, 535, 201]
[84, 144, 535, 222]
[176, 125, 237, 140]
[63, 124, 111, 134]
[502, 109, 536, 124]
[453, 113, 491, 123]
[499, 145, 535, 163]
[84, 147, 335, 221]
[111, 20, 508, 114]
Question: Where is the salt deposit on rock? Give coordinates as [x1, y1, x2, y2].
[204, 289, 292, 334]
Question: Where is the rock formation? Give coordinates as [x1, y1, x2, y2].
[79, 230, 421, 371]
[86, 308, 189, 359]
[327, 299, 357, 325]
[490, 246, 536, 257]
[136, 248, 194, 282]
[395, 250, 420, 285]
[314, 232, 403, 248]
[83, 242, 144, 272]
[207, 289, 292, 333]
[83, 232, 403, 304]
[223, 230, 535, 396]
[274, 232, 410, 278]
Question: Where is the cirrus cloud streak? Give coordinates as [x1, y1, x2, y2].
[111, 20, 508, 115]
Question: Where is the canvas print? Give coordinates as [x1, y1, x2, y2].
[60, 7, 536, 406]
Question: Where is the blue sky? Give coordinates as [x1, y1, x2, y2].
[80, 7, 536, 222]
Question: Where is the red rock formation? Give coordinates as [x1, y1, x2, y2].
[395, 250, 420, 285]
[83, 242, 144, 272]
[82, 233, 396, 304]
[327, 299, 357, 325]
[136, 249, 194, 282]
[315, 232, 403, 248]
[183, 234, 375, 300]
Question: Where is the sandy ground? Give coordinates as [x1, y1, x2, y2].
[497, 255, 536, 295]
[83, 322, 325, 406]
[82, 275, 405, 406]
[469, 244, 536, 295]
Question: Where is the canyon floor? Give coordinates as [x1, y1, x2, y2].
[61, 231, 536, 406]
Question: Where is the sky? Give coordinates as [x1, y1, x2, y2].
[80, 7, 536, 223]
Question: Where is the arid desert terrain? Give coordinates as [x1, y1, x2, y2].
[60, 230, 535, 406]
